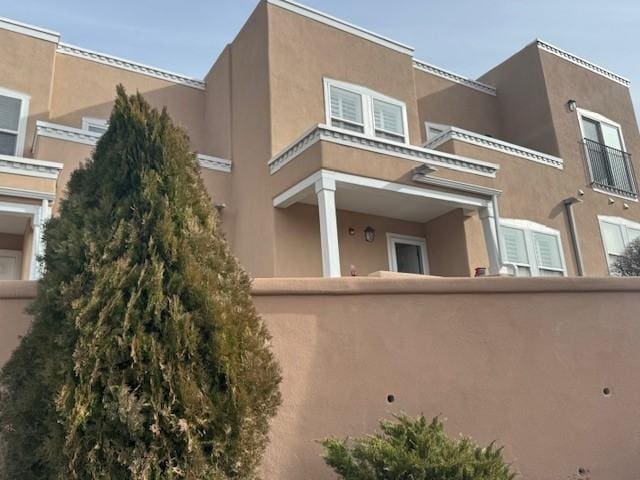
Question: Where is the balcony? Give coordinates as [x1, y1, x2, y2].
[583, 138, 638, 199]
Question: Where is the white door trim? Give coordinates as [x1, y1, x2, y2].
[386, 233, 429, 275]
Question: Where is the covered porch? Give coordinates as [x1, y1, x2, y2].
[273, 168, 504, 278]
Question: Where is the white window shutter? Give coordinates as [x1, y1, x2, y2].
[532, 232, 562, 269]
[373, 99, 403, 135]
[329, 86, 363, 125]
[0, 95, 21, 132]
[501, 227, 528, 264]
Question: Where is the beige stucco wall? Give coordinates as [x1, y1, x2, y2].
[414, 69, 501, 141]
[2, 277, 639, 479]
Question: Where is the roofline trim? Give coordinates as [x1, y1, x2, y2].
[267, 0, 415, 56]
[57, 43, 206, 90]
[413, 60, 497, 96]
[534, 39, 630, 87]
[0, 16, 60, 43]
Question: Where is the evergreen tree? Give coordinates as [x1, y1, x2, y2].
[322, 414, 516, 480]
[613, 237, 640, 276]
[0, 86, 281, 479]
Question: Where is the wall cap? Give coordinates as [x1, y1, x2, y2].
[0, 16, 60, 43]
[252, 276, 640, 295]
[413, 60, 497, 96]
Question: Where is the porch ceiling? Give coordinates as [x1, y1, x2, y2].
[0, 213, 29, 235]
[300, 183, 457, 223]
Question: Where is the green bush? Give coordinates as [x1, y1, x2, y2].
[0, 86, 281, 479]
[613, 237, 640, 276]
[322, 414, 515, 480]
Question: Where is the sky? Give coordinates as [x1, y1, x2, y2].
[3, 0, 639, 116]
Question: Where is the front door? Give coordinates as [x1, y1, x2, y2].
[387, 234, 429, 275]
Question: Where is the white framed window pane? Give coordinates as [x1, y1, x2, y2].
[601, 222, 626, 255]
[0, 95, 21, 132]
[501, 226, 528, 264]
[539, 269, 563, 277]
[373, 99, 404, 136]
[330, 86, 363, 126]
[427, 126, 444, 140]
[601, 122, 623, 150]
[87, 124, 108, 134]
[626, 227, 640, 243]
[0, 131, 17, 155]
[533, 232, 562, 270]
[582, 117, 600, 143]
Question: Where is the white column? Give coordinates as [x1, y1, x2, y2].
[315, 176, 341, 277]
[479, 198, 503, 276]
[29, 199, 51, 280]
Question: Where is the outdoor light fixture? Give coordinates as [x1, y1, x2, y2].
[348, 227, 356, 236]
[567, 99, 577, 112]
[214, 202, 227, 211]
[364, 226, 376, 243]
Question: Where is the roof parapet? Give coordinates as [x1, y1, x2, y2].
[0, 16, 60, 43]
[413, 60, 497, 96]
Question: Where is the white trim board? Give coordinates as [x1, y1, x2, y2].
[0, 187, 55, 201]
[197, 154, 232, 173]
[267, 0, 414, 56]
[0, 153, 63, 179]
[0, 16, 60, 43]
[57, 43, 206, 90]
[413, 60, 497, 96]
[534, 39, 630, 87]
[34, 120, 102, 148]
[273, 169, 492, 210]
[424, 125, 564, 170]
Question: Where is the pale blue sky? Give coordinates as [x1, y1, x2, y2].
[3, 0, 639, 116]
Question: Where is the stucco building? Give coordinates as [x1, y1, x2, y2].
[1, 0, 639, 281]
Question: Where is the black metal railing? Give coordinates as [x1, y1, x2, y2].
[583, 138, 638, 198]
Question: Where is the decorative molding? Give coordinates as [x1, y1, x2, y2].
[535, 40, 630, 87]
[0, 16, 60, 43]
[413, 60, 497, 96]
[412, 169, 503, 197]
[268, 124, 499, 178]
[197, 154, 232, 173]
[267, 0, 414, 56]
[0, 186, 55, 201]
[0, 153, 63, 179]
[35, 120, 101, 147]
[57, 43, 206, 90]
[424, 126, 564, 169]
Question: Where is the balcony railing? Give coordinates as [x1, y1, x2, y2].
[583, 138, 638, 198]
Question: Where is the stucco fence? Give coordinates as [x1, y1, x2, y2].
[1, 276, 639, 478]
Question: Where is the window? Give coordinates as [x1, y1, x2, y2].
[82, 117, 109, 135]
[324, 79, 408, 144]
[386, 233, 429, 275]
[500, 219, 566, 277]
[578, 108, 636, 198]
[0, 87, 30, 156]
[598, 216, 640, 272]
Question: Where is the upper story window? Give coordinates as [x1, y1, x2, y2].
[500, 219, 566, 277]
[578, 108, 637, 199]
[425, 122, 448, 143]
[598, 216, 640, 272]
[324, 79, 409, 144]
[0, 87, 30, 157]
[82, 117, 109, 135]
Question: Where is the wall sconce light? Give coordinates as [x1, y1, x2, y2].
[348, 227, 356, 236]
[214, 202, 227, 211]
[567, 99, 577, 112]
[364, 226, 376, 243]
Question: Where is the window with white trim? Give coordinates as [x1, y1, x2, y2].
[0, 87, 30, 156]
[82, 117, 109, 135]
[386, 233, 429, 275]
[598, 216, 640, 271]
[500, 219, 566, 277]
[324, 79, 408, 144]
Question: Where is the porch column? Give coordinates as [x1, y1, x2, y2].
[29, 199, 51, 280]
[315, 176, 341, 277]
[479, 196, 503, 275]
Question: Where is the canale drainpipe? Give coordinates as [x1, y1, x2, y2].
[564, 196, 585, 276]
